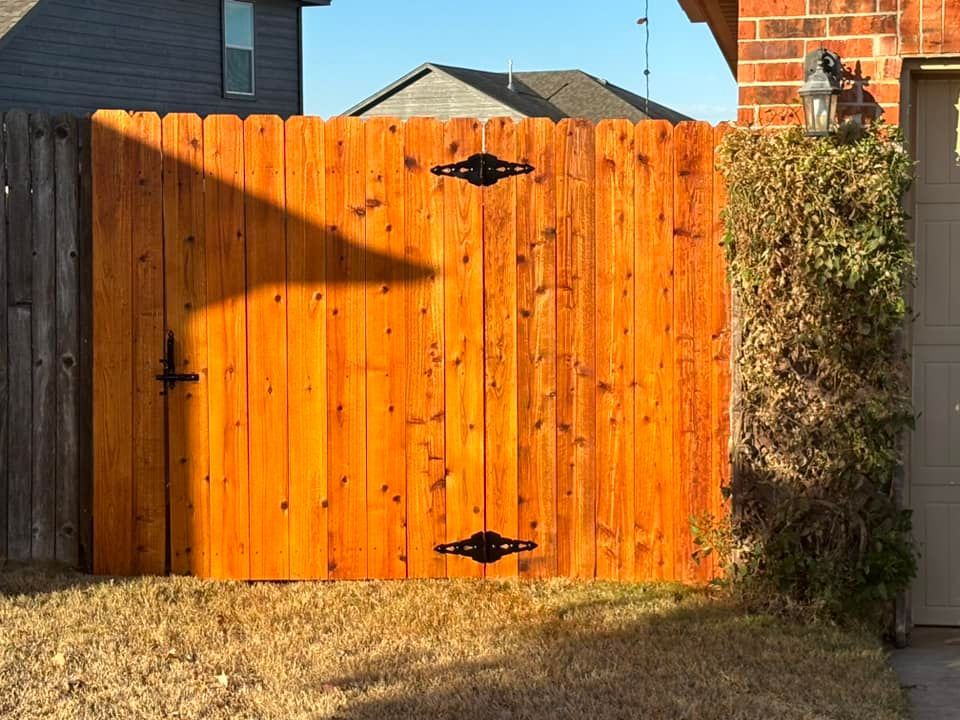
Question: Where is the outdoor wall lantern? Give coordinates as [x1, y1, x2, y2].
[800, 48, 843, 137]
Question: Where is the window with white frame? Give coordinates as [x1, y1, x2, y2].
[224, 0, 255, 96]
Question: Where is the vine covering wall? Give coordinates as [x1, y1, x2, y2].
[717, 124, 916, 620]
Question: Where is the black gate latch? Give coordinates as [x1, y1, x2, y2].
[435, 530, 537, 564]
[431, 153, 534, 187]
[155, 330, 200, 391]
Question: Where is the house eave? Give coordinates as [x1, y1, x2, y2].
[677, 0, 738, 75]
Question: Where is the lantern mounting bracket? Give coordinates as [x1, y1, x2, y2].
[804, 48, 842, 85]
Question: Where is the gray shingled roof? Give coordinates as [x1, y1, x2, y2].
[0, 0, 43, 45]
[348, 63, 692, 123]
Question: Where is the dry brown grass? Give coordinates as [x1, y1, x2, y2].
[0, 566, 905, 719]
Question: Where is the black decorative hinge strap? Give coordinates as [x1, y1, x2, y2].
[430, 153, 534, 187]
[434, 530, 538, 564]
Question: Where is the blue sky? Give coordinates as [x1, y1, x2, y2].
[302, 1, 737, 123]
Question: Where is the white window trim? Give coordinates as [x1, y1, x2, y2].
[224, 0, 256, 98]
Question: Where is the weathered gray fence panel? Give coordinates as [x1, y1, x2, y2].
[6, 112, 32, 306]
[55, 114, 81, 566]
[77, 117, 93, 569]
[0, 111, 91, 568]
[31, 113, 57, 561]
[0, 114, 7, 562]
[8, 305, 32, 561]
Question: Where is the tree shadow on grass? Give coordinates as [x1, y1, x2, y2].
[325, 602, 901, 720]
[0, 570, 903, 720]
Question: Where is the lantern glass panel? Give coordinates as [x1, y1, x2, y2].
[802, 93, 834, 136]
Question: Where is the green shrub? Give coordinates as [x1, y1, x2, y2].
[711, 123, 917, 623]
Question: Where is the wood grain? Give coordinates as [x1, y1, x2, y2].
[325, 116, 368, 579]
[91, 111, 135, 575]
[516, 118, 558, 578]
[442, 118, 485, 579]
[0, 113, 7, 563]
[8, 306, 31, 561]
[85, 114, 731, 582]
[285, 116, 329, 580]
[54, 114, 81, 567]
[556, 119, 597, 579]
[403, 118, 447, 578]
[244, 115, 290, 580]
[31, 113, 57, 562]
[594, 120, 635, 580]
[483, 118, 520, 579]
[673, 121, 714, 582]
[6, 111, 31, 305]
[364, 117, 408, 579]
[6, 111, 32, 561]
[204, 114, 251, 580]
[77, 115, 95, 571]
[163, 114, 210, 577]
[710, 124, 733, 578]
[634, 121, 676, 581]
[128, 113, 166, 576]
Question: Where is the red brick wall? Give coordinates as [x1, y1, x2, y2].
[737, 0, 960, 127]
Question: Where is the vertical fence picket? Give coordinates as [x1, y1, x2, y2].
[364, 117, 408, 579]
[0, 112, 7, 563]
[76, 115, 94, 571]
[164, 114, 210, 577]
[204, 114, 251, 579]
[92, 111, 136, 575]
[128, 113, 166, 576]
[634, 120, 676, 580]
[710, 124, 734, 577]
[7, 111, 31, 306]
[442, 118, 485, 579]
[30, 114, 57, 562]
[245, 115, 290, 580]
[594, 120, 636, 580]
[403, 117, 447, 579]
[6, 111, 32, 562]
[483, 117, 520, 579]
[673, 121, 715, 582]
[516, 118, 558, 579]
[325, 116, 368, 579]
[556, 119, 597, 579]
[285, 116, 328, 580]
[54, 114, 81, 567]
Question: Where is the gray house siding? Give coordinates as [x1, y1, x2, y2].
[0, 0, 302, 116]
[356, 71, 519, 121]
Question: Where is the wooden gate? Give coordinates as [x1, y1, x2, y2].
[92, 110, 730, 582]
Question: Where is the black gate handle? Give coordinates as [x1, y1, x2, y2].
[155, 330, 200, 391]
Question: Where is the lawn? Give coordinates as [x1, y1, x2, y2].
[0, 567, 905, 719]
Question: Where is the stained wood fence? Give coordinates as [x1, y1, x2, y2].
[91, 112, 731, 582]
[0, 112, 92, 568]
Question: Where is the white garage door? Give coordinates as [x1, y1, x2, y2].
[912, 76, 960, 626]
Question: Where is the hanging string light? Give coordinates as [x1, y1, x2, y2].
[637, 0, 651, 116]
